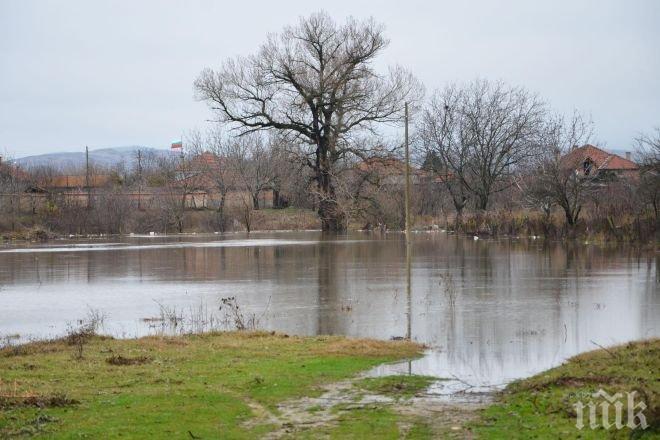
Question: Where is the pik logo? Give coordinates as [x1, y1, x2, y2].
[573, 389, 648, 430]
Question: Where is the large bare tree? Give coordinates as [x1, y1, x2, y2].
[419, 80, 546, 211]
[194, 12, 422, 231]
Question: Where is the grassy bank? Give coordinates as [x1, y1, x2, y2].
[2, 333, 658, 439]
[470, 339, 659, 439]
[0, 332, 422, 438]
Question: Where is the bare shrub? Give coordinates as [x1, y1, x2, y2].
[65, 308, 105, 359]
[219, 296, 266, 331]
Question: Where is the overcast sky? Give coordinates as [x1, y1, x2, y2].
[1, 0, 659, 157]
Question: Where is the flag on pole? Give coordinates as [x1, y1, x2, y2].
[171, 140, 183, 150]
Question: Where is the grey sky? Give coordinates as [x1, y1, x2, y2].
[1, 0, 659, 157]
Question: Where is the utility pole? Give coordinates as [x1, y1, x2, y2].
[85, 146, 91, 209]
[404, 103, 411, 237]
[137, 149, 142, 210]
[404, 102, 412, 341]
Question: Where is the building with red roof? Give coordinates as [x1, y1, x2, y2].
[560, 144, 639, 180]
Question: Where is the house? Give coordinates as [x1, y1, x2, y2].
[560, 144, 639, 180]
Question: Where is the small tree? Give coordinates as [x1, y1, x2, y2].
[155, 154, 195, 233]
[0, 156, 27, 231]
[525, 112, 593, 226]
[226, 133, 280, 210]
[186, 128, 236, 231]
[195, 12, 422, 231]
[636, 127, 660, 220]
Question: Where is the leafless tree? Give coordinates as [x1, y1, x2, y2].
[418, 86, 471, 224]
[154, 154, 195, 233]
[226, 133, 280, 210]
[0, 156, 27, 231]
[94, 188, 134, 234]
[524, 112, 593, 226]
[186, 128, 236, 230]
[419, 80, 546, 212]
[635, 127, 660, 219]
[194, 11, 422, 231]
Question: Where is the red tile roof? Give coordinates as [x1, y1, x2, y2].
[560, 144, 638, 171]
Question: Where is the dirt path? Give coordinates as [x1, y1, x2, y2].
[244, 376, 493, 438]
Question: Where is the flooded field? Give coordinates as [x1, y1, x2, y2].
[0, 231, 657, 390]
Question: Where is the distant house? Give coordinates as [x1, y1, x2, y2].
[48, 174, 113, 191]
[560, 144, 639, 180]
[355, 157, 427, 186]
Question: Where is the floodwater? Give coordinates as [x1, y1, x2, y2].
[0, 232, 658, 391]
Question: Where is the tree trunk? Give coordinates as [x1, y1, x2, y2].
[216, 193, 226, 232]
[252, 193, 260, 210]
[316, 138, 346, 232]
[318, 198, 346, 231]
[563, 206, 579, 226]
[453, 206, 464, 231]
[477, 193, 489, 211]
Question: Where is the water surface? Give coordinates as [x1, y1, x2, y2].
[1, 232, 657, 391]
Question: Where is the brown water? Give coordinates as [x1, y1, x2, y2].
[0, 231, 657, 390]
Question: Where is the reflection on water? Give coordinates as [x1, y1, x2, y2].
[0, 231, 657, 387]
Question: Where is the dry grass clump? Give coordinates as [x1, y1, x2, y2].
[1, 339, 68, 358]
[0, 394, 79, 409]
[0, 378, 78, 409]
[105, 354, 151, 366]
[311, 336, 423, 358]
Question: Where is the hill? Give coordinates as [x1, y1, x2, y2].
[15, 146, 171, 170]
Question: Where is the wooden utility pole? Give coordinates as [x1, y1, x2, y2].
[85, 146, 91, 208]
[404, 102, 412, 341]
[404, 103, 411, 236]
[137, 149, 142, 210]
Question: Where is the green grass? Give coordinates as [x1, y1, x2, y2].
[353, 375, 437, 399]
[471, 339, 660, 439]
[0, 332, 422, 439]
